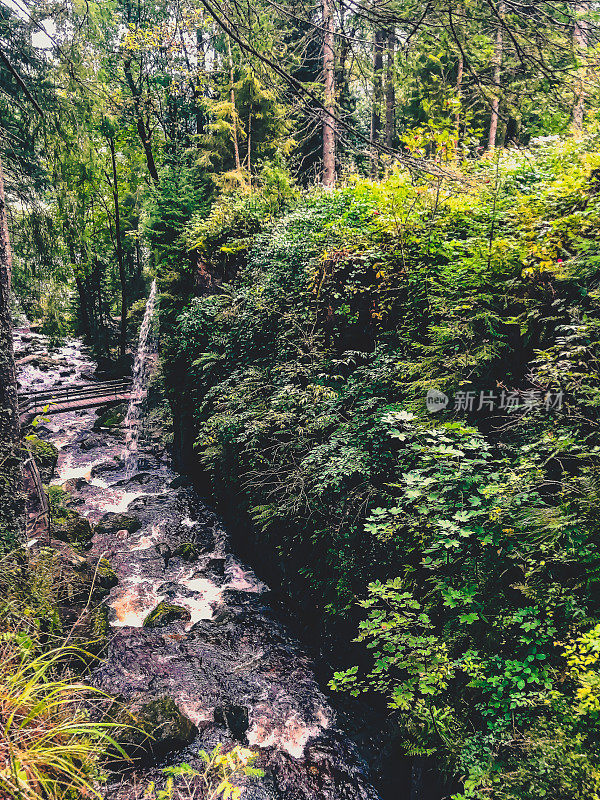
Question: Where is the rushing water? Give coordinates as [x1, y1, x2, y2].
[123, 280, 158, 476]
[14, 328, 380, 800]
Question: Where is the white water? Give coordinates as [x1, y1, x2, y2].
[123, 280, 157, 475]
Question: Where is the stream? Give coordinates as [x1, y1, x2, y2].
[15, 328, 381, 800]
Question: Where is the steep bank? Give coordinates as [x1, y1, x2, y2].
[162, 143, 600, 799]
[15, 329, 381, 800]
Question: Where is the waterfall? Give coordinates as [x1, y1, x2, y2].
[123, 280, 157, 475]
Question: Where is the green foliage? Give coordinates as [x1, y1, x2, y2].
[145, 747, 264, 800]
[0, 642, 125, 800]
[168, 137, 600, 796]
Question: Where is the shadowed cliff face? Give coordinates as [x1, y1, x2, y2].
[15, 329, 380, 800]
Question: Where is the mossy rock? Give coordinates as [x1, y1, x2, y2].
[95, 557, 118, 589]
[52, 510, 93, 546]
[143, 601, 190, 628]
[172, 542, 203, 562]
[95, 513, 141, 535]
[93, 404, 126, 431]
[90, 604, 110, 640]
[26, 433, 59, 483]
[119, 696, 197, 759]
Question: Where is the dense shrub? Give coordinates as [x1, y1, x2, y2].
[168, 138, 600, 796]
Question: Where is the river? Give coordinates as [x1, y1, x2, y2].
[15, 328, 380, 800]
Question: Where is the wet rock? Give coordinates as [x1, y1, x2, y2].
[205, 556, 226, 578]
[169, 475, 190, 489]
[90, 461, 122, 477]
[52, 511, 93, 546]
[136, 696, 197, 754]
[155, 543, 171, 567]
[79, 432, 103, 451]
[143, 602, 191, 628]
[96, 512, 141, 535]
[95, 557, 119, 589]
[32, 423, 53, 436]
[156, 581, 182, 597]
[93, 404, 127, 430]
[214, 704, 249, 741]
[136, 457, 156, 470]
[127, 472, 153, 485]
[62, 477, 87, 494]
[26, 433, 58, 483]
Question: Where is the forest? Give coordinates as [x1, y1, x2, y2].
[2, 1, 600, 799]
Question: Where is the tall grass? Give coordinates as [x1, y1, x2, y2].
[0, 641, 124, 800]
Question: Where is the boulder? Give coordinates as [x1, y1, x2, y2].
[62, 477, 87, 495]
[96, 513, 141, 535]
[90, 461, 122, 478]
[95, 557, 119, 590]
[93, 404, 127, 430]
[128, 697, 197, 757]
[79, 433, 103, 451]
[143, 601, 191, 628]
[169, 476, 190, 489]
[52, 510, 93, 546]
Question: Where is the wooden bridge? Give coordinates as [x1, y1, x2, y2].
[19, 379, 133, 423]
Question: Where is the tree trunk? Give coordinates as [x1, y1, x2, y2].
[385, 28, 395, 149]
[454, 7, 464, 144]
[247, 110, 252, 176]
[196, 21, 206, 139]
[0, 153, 24, 540]
[487, 1, 504, 152]
[573, 1, 587, 134]
[123, 58, 160, 183]
[370, 28, 385, 177]
[108, 138, 127, 360]
[227, 35, 241, 170]
[322, 0, 335, 188]
[0, 155, 18, 445]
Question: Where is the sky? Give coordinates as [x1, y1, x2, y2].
[2, 0, 56, 50]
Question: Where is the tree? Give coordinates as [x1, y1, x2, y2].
[106, 133, 128, 359]
[573, 0, 588, 133]
[385, 28, 396, 149]
[488, 1, 505, 151]
[0, 154, 18, 447]
[370, 27, 385, 177]
[322, 0, 335, 187]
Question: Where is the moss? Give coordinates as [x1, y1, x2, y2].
[90, 604, 110, 638]
[26, 433, 58, 484]
[172, 542, 203, 561]
[138, 696, 197, 747]
[143, 601, 191, 628]
[51, 511, 93, 546]
[93, 404, 126, 431]
[95, 557, 118, 589]
[95, 513, 141, 535]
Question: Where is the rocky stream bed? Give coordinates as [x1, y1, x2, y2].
[15, 329, 381, 800]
